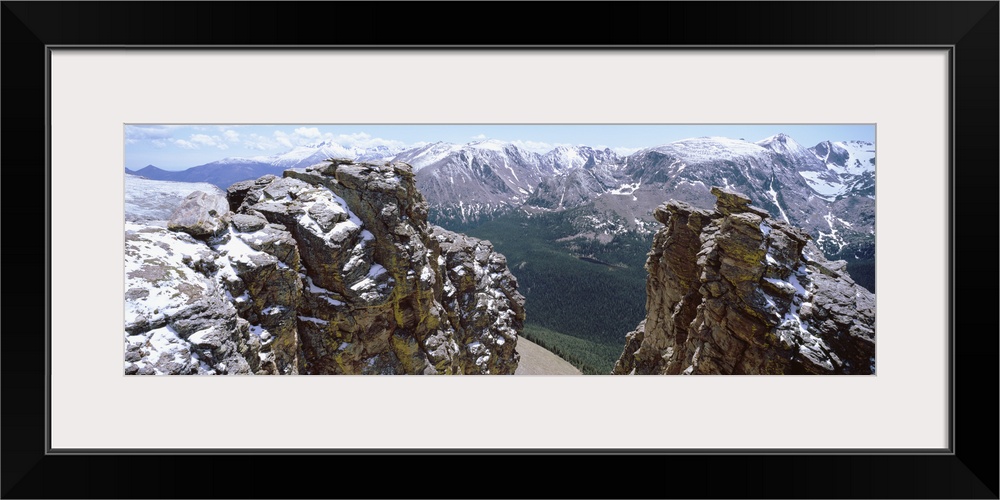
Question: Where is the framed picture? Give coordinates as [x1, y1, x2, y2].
[4, 2, 996, 498]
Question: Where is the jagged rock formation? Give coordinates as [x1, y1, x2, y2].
[125, 160, 524, 375]
[613, 187, 875, 375]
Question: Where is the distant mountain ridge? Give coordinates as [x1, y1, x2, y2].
[406, 140, 626, 223]
[126, 140, 406, 189]
[399, 135, 875, 291]
[128, 134, 875, 290]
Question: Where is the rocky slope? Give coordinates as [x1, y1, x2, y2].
[613, 187, 875, 375]
[513, 337, 582, 375]
[125, 159, 525, 375]
[404, 141, 625, 225]
[525, 136, 876, 292]
[411, 140, 558, 224]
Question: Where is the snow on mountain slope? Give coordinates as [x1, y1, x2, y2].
[796, 171, 846, 198]
[650, 137, 773, 164]
[541, 145, 590, 172]
[255, 141, 405, 169]
[392, 141, 465, 171]
[756, 133, 814, 162]
[408, 141, 630, 223]
[125, 174, 225, 222]
[540, 145, 623, 173]
[467, 138, 508, 152]
[813, 140, 876, 175]
[799, 140, 876, 199]
[411, 141, 557, 223]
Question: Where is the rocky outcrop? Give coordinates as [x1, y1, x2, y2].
[613, 187, 875, 375]
[125, 159, 524, 375]
[167, 191, 232, 239]
[125, 224, 266, 375]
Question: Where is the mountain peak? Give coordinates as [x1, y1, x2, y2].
[467, 138, 510, 151]
[302, 139, 350, 149]
[756, 133, 808, 156]
[647, 136, 769, 163]
[757, 132, 796, 146]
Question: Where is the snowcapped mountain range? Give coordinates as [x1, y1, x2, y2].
[404, 140, 625, 223]
[394, 134, 875, 276]
[127, 134, 875, 280]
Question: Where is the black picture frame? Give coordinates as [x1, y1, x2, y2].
[3, 2, 997, 498]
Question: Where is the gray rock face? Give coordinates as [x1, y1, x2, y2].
[613, 187, 875, 375]
[167, 191, 231, 239]
[429, 226, 524, 375]
[126, 160, 525, 375]
[124, 224, 263, 375]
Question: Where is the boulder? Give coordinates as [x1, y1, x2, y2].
[167, 191, 231, 239]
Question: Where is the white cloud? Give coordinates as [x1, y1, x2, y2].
[173, 139, 197, 149]
[273, 131, 294, 149]
[190, 134, 229, 150]
[324, 132, 376, 147]
[238, 128, 416, 154]
[190, 134, 217, 146]
[291, 130, 410, 151]
[470, 134, 487, 140]
[294, 127, 322, 139]
[242, 133, 279, 151]
[124, 125, 178, 142]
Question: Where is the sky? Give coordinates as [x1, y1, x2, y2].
[125, 124, 876, 171]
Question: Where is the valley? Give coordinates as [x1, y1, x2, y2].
[453, 209, 650, 374]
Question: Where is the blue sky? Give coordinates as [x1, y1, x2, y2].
[125, 124, 875, 171]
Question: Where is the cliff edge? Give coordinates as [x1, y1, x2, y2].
[613, 187, 875, 375]
[125, 160, 524, 375]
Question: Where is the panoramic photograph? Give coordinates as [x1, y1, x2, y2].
[124, 124, 876, 375]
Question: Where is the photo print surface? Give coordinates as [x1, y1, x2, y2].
[124, 124, 876, 375]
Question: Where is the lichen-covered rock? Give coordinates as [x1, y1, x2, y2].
[613, 186, 875, 375]
[430, 226, 524, 374]
[126, 160, 525, 375]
